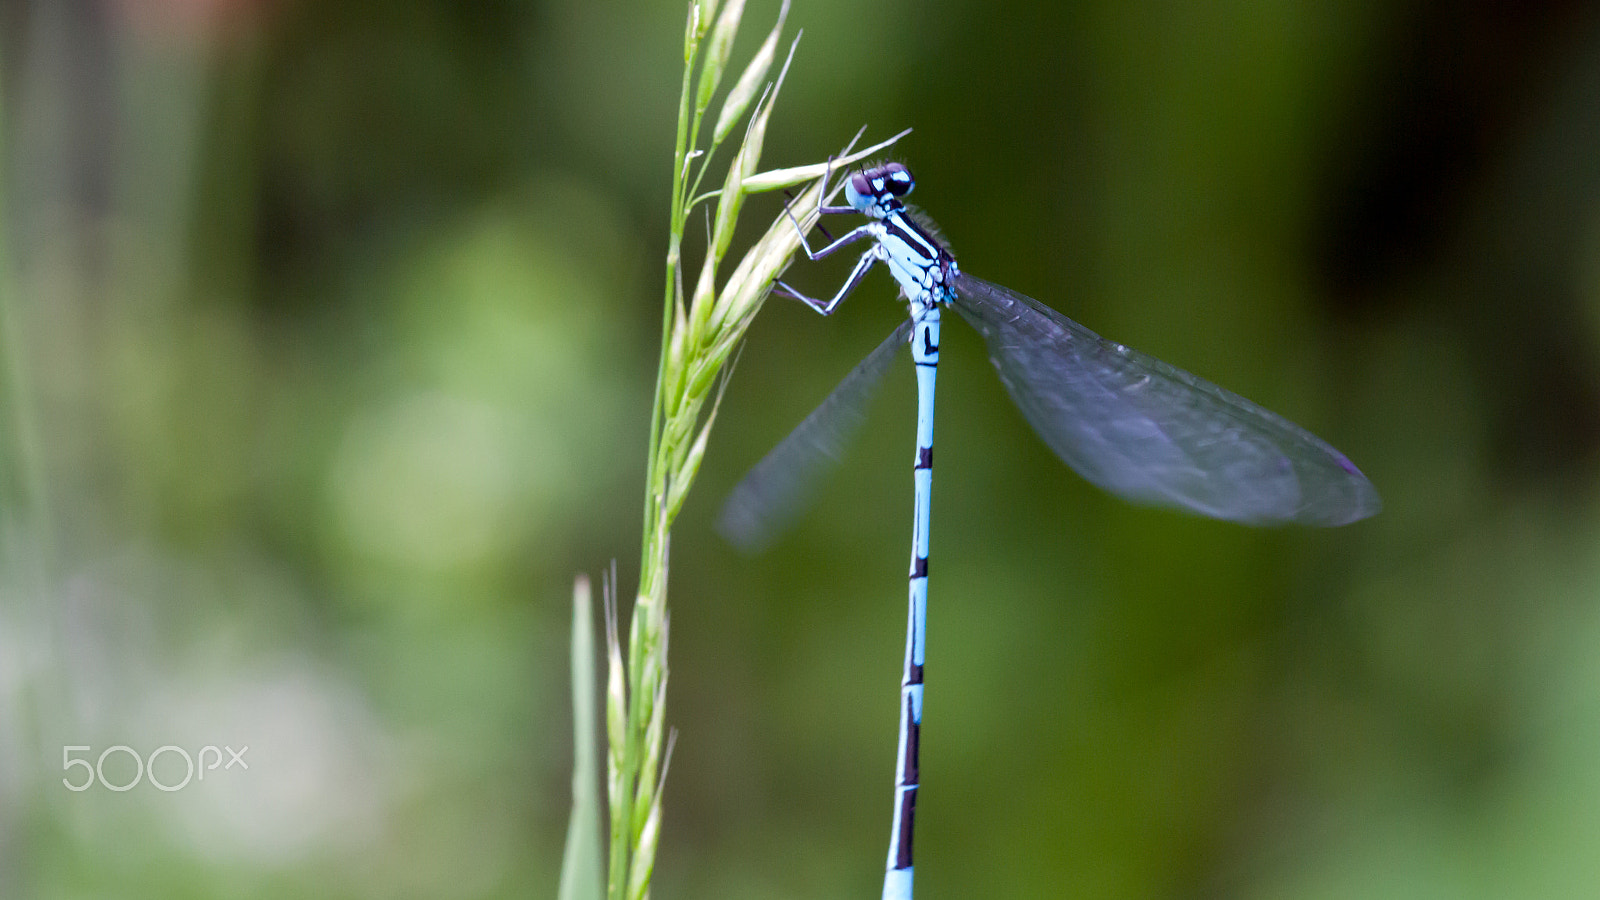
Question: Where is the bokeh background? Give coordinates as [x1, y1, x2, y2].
[5, 0, 1600, 897]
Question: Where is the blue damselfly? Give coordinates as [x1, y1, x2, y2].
[722, 161, 1380, 900]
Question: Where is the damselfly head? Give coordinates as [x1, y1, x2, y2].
[846, 162, 917, 213]
[878, 162, 915, 196]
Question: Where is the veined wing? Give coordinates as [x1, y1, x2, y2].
[948, 272, 1379, 525]
[719, 320, 915, 550]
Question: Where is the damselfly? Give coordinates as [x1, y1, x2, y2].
[721, 161, 1380, 900]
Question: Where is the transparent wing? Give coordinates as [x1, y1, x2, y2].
[949, 272, 1380, 525]
[718, 320, 914, 551]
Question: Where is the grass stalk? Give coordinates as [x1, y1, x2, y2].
[601, 4, 906, 898]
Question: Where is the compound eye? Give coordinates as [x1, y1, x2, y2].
[882, 162, 915, 195]
[849, 171, 872, 198]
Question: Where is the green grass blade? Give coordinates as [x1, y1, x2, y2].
[558, 575, 604, 900]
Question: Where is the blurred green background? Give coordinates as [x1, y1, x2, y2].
[6, 0, 1600, 897]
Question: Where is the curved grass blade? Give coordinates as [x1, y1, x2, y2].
[719, 319, 913, 550]
[949, 272, 1380, 525]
